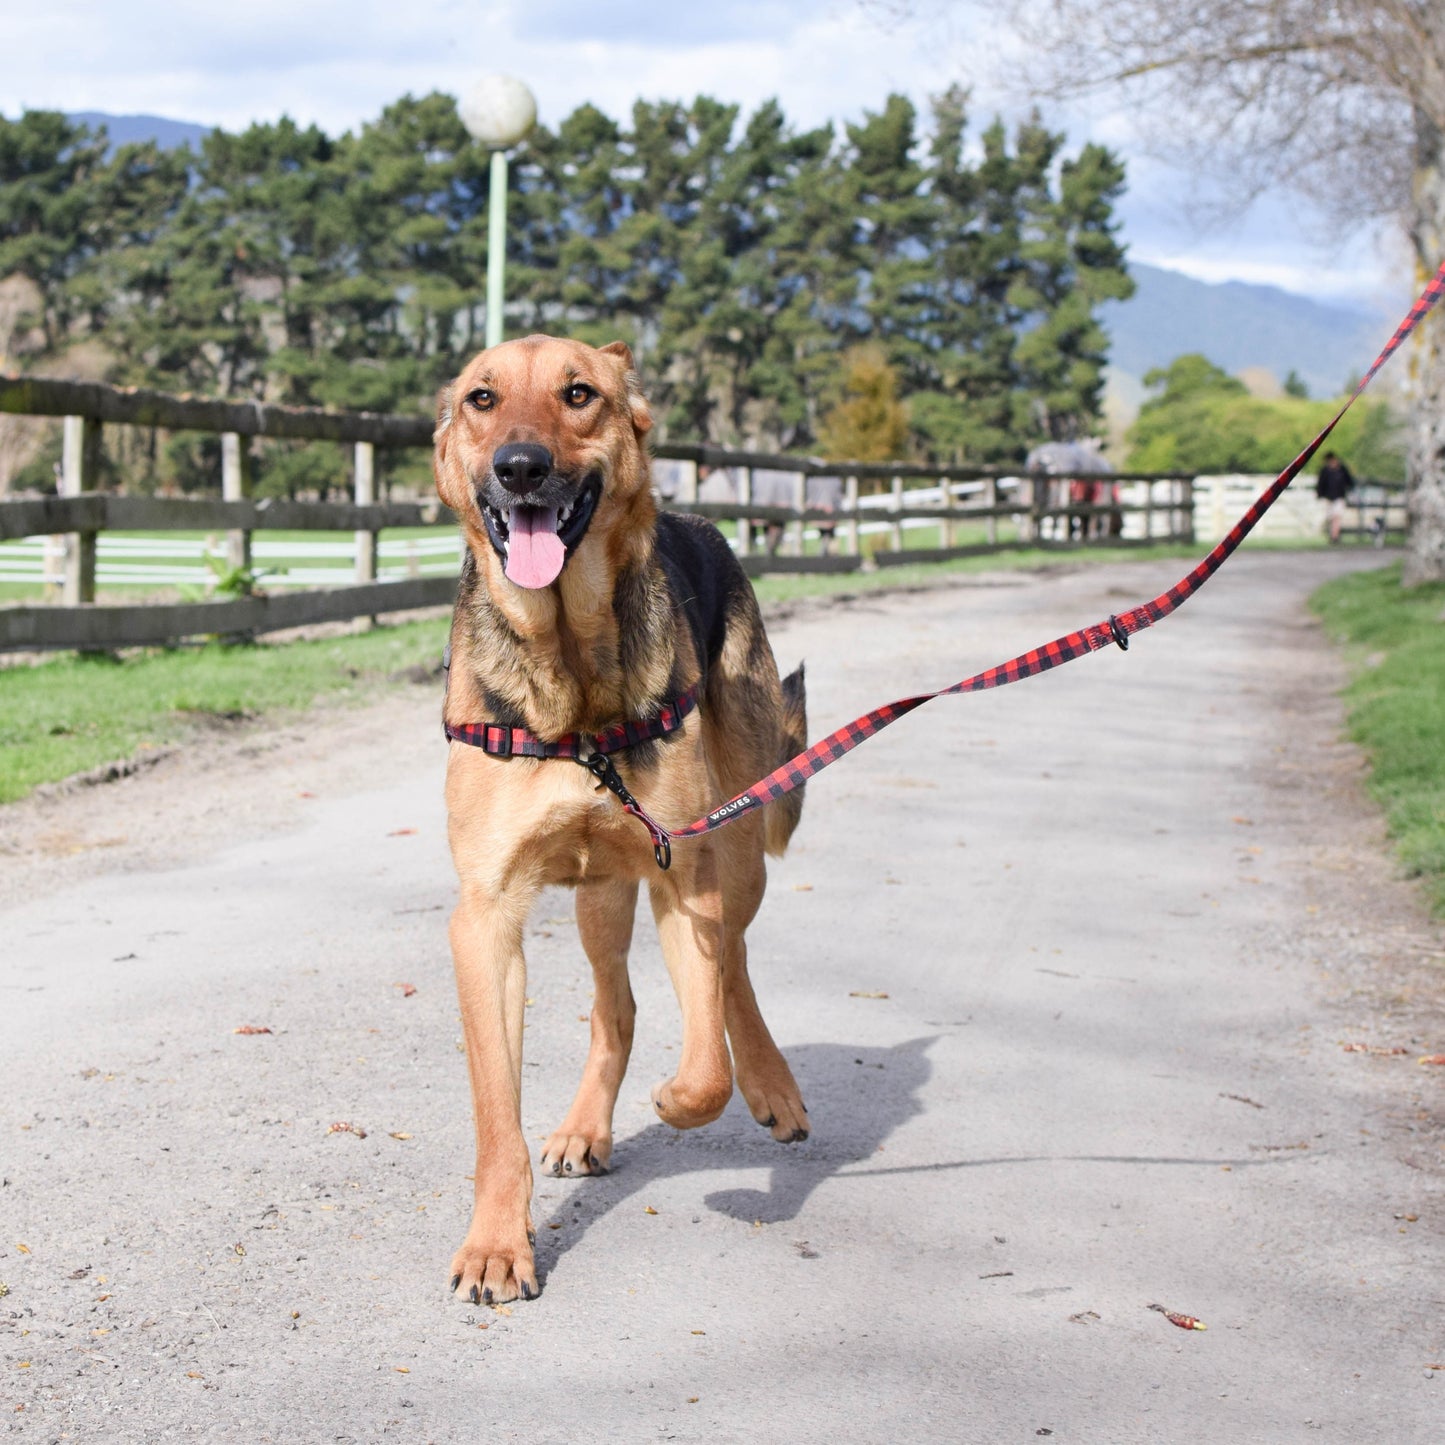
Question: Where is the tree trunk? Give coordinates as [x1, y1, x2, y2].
[1404, 115, 1445, 585]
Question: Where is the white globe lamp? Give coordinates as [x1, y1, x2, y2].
[461, 76, 538, 348]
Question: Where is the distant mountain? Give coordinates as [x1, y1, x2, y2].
[69, 111, 210, 155]
[1102, 262, 1396, 401]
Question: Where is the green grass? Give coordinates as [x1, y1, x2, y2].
[0, 617, 450, 804]
[1311, 562, 1445, 915]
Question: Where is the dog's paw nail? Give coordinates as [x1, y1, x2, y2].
[563, 1161, 572, 1173]
[520, 1280, 534, 1300]
[450, 1274, 461, 1293]
[791, 1128, 809, 1142]
[763, 1114, 777, 1128]
[469, 1283, 480, 1305]
[481, 1286, 493, 1304]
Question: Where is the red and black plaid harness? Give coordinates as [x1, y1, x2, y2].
[447, 257, 1445, 871]
[443, 664, 696, 868]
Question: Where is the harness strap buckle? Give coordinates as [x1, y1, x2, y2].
[1107, 614, 1130, 652]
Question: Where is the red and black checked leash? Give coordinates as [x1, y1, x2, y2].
[448, 258, 1445, 869]
[659, 257, 1445, 856]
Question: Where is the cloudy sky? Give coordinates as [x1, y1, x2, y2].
[2, 0, 1411, 307]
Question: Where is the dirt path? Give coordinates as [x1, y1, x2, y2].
[2, 549, 1441, 1443]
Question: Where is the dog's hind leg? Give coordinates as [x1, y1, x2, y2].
[719, 838, 810, 1143]
[541, 877, 639, 1177]
[448, 883, 539, 1304]
[647, 844, 735, 1129]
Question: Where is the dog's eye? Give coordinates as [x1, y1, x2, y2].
[564, 383, 596, 409]
[466, 388, 495, 412]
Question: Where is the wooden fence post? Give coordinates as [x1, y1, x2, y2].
[221, 432, 251, 574]
[791, 471, 807, 556]
[940, 477, 955, 549]
[890, 475, 904, 552]
[1143, 479, 1155, 540]
[681, 460, 699, 505]
[986, 476, 998, 546]
[60, 414, 100, 606]
[844, 475, 859, 557]
[354, 441, 377, 584]
[736, 467, 753, 557]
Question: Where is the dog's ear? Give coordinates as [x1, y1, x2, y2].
[599, 340, 652, 437]
[433, 383, 458, 498]
[597, 340, 632, 368]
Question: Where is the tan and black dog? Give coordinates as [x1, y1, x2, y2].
[432, 335, 809, 1303]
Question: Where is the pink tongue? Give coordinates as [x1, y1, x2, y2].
[504, 505, 566, 589]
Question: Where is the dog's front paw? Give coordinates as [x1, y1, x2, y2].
[649, 1074, 731, 1130]
[449, 1232, 538, 1305]
[743, 1080, 810, 1143]
[540, 1128, 611, 1177]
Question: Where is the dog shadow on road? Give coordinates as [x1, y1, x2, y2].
[531, 1035, 936, 1283]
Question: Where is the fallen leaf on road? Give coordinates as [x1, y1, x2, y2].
[643, 1206, 658, 1215]
[1218, 1092, 1264, 1109]
[387, 828, 418, 837]
[792, 883, 814, 891]
[1231, 816, 1252, 826]
[393, 983, 417, 998]
[389, 1132, 413, 1141]
[849, 990, 890, 999]
[15, 1244, 30, 1255]
[1149, 1302, 1207, 1331]
[691, 1329, 705, 1336]
[687, 1397, 700, 1404]
[1341, 1042, 1408, 1055]
[233, 1025, 272, 1036]
[394, 1366, 410, 1373]
[327, 1121, 367, 1139]
[1418, 1055, 1445, 1067]
[68, 1266, 89, 1279]
[980, 1271, 1014, 1279]
[1069, 1310, 1101, 1324]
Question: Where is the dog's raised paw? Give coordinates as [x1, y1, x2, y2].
[449, 1238, 538, 1305]
[540, 1130, 611, 1177]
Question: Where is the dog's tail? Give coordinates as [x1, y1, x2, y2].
[764, 661, 807, 857]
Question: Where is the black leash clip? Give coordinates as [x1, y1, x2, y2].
[578, 751, 672, 870]
[1107, 614, 1130, 651]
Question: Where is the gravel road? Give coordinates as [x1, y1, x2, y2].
[2, 548, 1442, 1444]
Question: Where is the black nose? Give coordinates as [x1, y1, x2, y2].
[492, 443, 553, 494]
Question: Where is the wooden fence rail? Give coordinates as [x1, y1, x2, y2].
[0, 372, 1199, 652]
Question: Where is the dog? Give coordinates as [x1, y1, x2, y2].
[432, 335, 810, 1303]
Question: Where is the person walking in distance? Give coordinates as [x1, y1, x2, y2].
[1316, 451, 1354, 543]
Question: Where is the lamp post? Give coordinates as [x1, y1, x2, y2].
[460, 74, 538, 349]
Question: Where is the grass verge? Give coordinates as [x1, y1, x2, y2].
[0, 617, 450, 805]
[0, 536, 1282, 806]
[1311, 561, 1445, 915]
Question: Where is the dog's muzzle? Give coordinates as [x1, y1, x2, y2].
[477, 447, 602, 590]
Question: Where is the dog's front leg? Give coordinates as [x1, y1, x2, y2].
[647, 842, 735, 1129]
[448, 882, 539, 1303]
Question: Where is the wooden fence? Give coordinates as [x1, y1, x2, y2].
[0, 373, 1196, 651]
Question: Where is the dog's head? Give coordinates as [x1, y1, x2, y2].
[433, 336, 653, 591]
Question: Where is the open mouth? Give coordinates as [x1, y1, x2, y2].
[480, 474, 601, 589]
